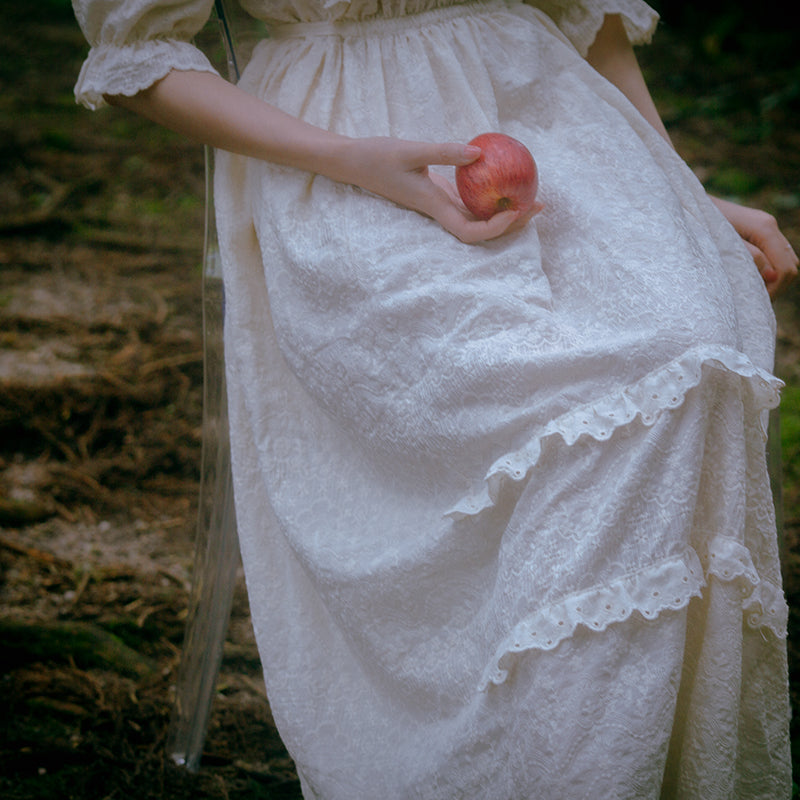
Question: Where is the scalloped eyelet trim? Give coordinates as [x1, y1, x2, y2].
[704, 534, 787, 635]
[446, 345, 782, 521]
[478, 549, 705, 690]
[479, 539, 788, 691]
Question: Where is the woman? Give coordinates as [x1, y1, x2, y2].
[73, 0, 797, 796]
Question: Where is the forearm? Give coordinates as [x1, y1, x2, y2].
[107, 68, 519, 244]
[107, 69, 356, 181]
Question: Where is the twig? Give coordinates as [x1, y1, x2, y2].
[139, 352, 203, 377]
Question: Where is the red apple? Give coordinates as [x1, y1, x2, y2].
[456, 133, 543, 221]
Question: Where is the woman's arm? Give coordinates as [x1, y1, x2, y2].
[586, 14, 798, 297]
[585, 13, 672, 146]
[108, 70, 522, 244]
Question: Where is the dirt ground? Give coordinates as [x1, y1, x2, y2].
[1, 3, 799, 798]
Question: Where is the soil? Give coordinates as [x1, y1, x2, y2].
[0, 3, 799, 798]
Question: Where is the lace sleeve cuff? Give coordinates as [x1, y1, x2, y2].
[530, 0, 659, 57]
[74, 38, 219, 111]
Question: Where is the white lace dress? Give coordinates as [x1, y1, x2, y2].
[74, 0, 792, 796]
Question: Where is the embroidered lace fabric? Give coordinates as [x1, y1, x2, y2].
[74, 0, 792, 796]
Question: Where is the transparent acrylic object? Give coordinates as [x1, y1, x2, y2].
[166, 143, 240, 773]
[768, 408, 787, 583]
[167, 0, 250, 773]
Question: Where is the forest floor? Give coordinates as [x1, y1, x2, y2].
[1, 2, 799, 798]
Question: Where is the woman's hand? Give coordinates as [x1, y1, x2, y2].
[111, 71, 529, 244]
[712, 196, 798, 298]
[586, 18, 798, 299]
[330, 137, 533, 244]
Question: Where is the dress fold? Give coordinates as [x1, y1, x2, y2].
[447, 344, 782, 520]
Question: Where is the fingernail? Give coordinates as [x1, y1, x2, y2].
[464, 145, 481, 158]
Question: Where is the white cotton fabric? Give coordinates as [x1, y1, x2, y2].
[74, 0, 792, 796]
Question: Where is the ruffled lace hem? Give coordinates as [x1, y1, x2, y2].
[74, 39, 218, 110]
[446, 344, 782, 521]
[479, 538, 787, 690]
[528, 0, 659, 56]
[704, 534, 787, 632]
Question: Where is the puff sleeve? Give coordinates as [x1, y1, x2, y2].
[527, 0, 659, 56]
[73, 0, 219, 110]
